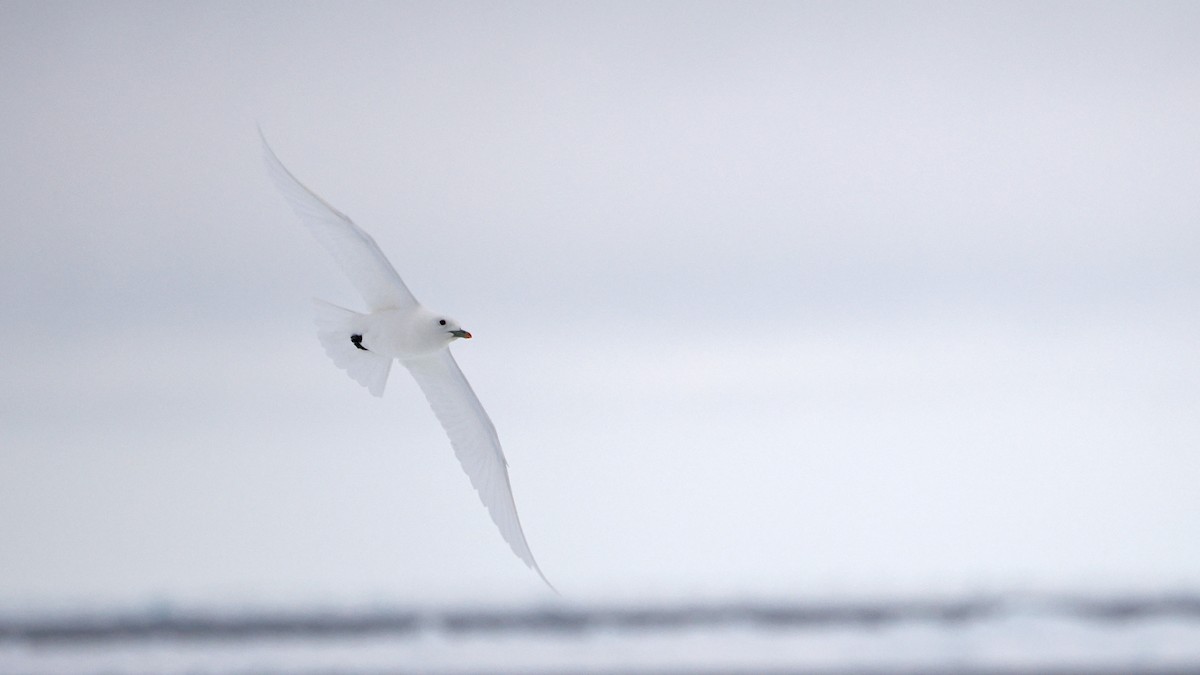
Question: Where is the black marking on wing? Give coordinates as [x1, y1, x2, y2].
[351, 334, 368, 351]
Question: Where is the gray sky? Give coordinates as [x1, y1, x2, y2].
[1, 1, 1198, 609]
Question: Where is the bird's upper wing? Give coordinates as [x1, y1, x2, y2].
[261, 131, 419, 311]
[403, 350, 554, 590]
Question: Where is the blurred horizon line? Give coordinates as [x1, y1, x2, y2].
[4, 590, 1199, 644]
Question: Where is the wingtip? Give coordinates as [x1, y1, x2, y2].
[535, 567, 560, 595]
[522, 549, 558, 594]
[258, 125, 281, 163]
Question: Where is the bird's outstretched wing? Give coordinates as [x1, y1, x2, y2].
[260, 130, 419, 312]
[404, 350, 554, 590]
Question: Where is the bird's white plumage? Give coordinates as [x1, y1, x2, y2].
[312, 299, 393, 397]
[260, 129, 418, 312]
[405, 351, 554, 590]
[261, 131, 552, 590]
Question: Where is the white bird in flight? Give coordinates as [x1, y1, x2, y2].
[261, 131, 553, 590]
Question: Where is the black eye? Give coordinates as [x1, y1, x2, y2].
[438, 319, 446, 326]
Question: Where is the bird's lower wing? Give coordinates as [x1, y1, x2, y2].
[260, 129, 419, 312]
[403, 350, 553, 589]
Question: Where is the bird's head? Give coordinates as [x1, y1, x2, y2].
[434, 315, 471, 342]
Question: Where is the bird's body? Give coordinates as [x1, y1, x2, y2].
[355, 305, 463, 358]
[260, 130, 552, 590]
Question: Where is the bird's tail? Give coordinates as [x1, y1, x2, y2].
[311, 299, 392, 397]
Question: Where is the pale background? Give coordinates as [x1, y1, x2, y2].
[1, 1, 1198, 611]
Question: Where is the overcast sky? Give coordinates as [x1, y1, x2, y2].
[1, 1, 1198, 610]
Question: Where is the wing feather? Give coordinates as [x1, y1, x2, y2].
[260, 130, 419, 311]
[403, 350, 554, 590]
